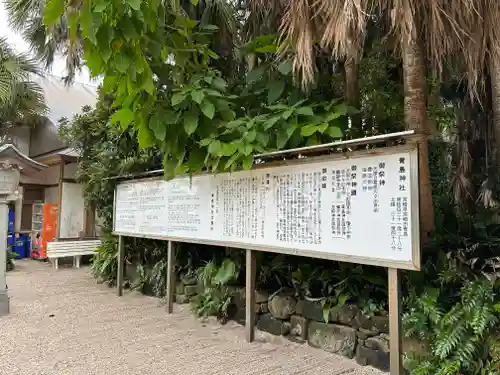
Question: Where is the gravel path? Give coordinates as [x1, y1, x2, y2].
[1, 260, 383, 375]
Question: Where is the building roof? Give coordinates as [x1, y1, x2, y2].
[30, 74, 98, 127]
[27, 75, 97, 158]
[0, 144, 47, 174]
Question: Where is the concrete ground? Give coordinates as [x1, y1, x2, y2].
[1, 260, 383, 375]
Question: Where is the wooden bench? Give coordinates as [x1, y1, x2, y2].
[47, 238, 101, 269]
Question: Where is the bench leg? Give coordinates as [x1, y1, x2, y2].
[76, 256, 81, 269]
[54, 258, 59, 270]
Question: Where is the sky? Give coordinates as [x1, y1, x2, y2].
[0, 3, 96, 86]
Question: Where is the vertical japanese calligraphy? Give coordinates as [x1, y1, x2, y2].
[114, 147, 419, 269]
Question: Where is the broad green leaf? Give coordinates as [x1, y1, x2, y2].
[83, 47, 103, 74]
[163, 155, 177, 180]
[94, 0, 108, 12]
[191, 90, 205, 104]
[333, 103, 348, 115]
[267, 80, 285, 104]
[295, 106, 314, 116]
[255, 44, 277, 53]
[205, 89, 223, 98]
[211, 77, 227, 92]
[201, 24, 218, 31]
[110, 108, 134, 130]
[163, 110, 179, 124]
[126, 0, 142, 10]
[149, 115, 166, 141]
[183, 112, 199, 135]
[256, 132, 269, 146]
[277, 60, 293, 75]
[277, 131, 290, 149]
[282, 109, 294, 119]
[190, 0, 199, 5]
[317, 123, 329, 133]
[200, 100, 215, 119]
[267, 103, 289, 110]
[246, 65, 266, 84]
[254, 35, 276, 45]
[220, 110, 236, 121]
[138, 122, 155, 148]
[44, 0, 65, 26]
[139, 72, 155, 94]
[300, 124, 318, 137]
[240, 143, 253, 156]
[306, 134, 320, 145]
[80, 0, 97, 44]
[242, 155, 253, 170]
[187, 148, 206, 171]
[325, 126, 343, 138]
[220, 142, 237, 156]
[199, 138, 212, 146]
[114, 53, 132, 73]
[96, 26, 111, 62]
[326, 111, 342, 121]
[263, 116, 281, 130]
[208, 140, 221, 155]
[246, 130, 257, 142]
[171, 92, 186, 106]
[122, 19, 138, 41]
[224, 153, 239, 169]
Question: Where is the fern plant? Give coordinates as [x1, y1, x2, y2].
[90, 234, 118, 285]
[403, 278, 499, 374]
[191, 259, 240, 323]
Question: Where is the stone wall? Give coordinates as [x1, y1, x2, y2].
[174, 279, 404, 372]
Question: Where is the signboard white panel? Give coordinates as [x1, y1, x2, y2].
[113, 146, 420, 270]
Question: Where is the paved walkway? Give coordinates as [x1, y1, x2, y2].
[1, 260, 383, 375]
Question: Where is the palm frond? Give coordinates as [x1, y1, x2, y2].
[4, 0, 82, 85]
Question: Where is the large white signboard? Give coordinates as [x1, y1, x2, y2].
[113, 146, 420, 270]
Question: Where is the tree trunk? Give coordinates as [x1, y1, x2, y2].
[490, 56, 500, 174]
[344, 44, 362, 137]
[401, 22, 435, 239]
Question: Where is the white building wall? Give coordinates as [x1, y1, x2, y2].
[44, 187, 59, 204]
[59, 182, 84, 238]
[64, 163, 78, 179]
[20, 165, 60, 185]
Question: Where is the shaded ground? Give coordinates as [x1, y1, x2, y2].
[1, 260, 383, 375]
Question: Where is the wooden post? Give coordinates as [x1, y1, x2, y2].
[117, 236, 125, 297]
[388, 268, 404, 375]
[56, 159, 65, 238]
[245, 249, 256, 342]
[166, 241, 176, 314]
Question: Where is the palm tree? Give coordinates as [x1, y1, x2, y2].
[0, 37, 46, 131]
[272, 0, 500, 233]
[5, 0, 82, 85]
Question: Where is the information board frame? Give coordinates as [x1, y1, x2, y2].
[112, 143, 421, 271]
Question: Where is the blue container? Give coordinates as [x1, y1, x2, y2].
[7, 208, 14, 234]
[7, 234, 14, 246]
[14, 234, 25, 259]
[25, 236, 31, 258]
